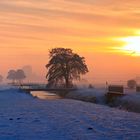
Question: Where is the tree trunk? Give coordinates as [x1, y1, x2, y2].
[65, 77, 69, 88]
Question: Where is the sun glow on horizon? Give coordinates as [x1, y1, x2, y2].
[120, 36, 140, 56]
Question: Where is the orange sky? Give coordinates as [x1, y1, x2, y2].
[0, 0, 140, 84]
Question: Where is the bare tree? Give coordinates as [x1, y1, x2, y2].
[15, 69, 26, 84]
[0, 75, 3, 83]
[7, 69, 26, 84]
[46, 48, 88, 88]
[22, 65, 32, 77]
[7, 70, 16, 84]
[127, 79, 137, 89]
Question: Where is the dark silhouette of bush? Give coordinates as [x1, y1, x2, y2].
[46, 48, 88, 88]
[127, 80, 137, 89]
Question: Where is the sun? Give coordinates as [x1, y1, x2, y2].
[120, 36, 140, 56]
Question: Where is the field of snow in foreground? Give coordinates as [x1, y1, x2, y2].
[0, 87, 140, 140]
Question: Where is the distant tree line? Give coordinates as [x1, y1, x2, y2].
[7, 69, 26, 84]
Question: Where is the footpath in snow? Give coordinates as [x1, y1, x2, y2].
[0, 86, 140, 140]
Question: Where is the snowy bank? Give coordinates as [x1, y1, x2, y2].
[65, 88, 140, 113]
[115, 93, 140, 113]
[65, 88, 106, 104]
[0, 87, 140, 140]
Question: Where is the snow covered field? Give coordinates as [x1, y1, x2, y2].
[0, 86, 140, 140]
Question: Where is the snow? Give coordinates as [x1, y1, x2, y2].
[66, 88, 140, 113]
[115, 93, 140, 113]
[0, 86, 140, 140]
[66, 88, 106, 104]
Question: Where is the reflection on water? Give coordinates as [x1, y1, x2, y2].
[31, 91, 62, 100]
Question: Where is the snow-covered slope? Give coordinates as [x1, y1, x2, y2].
[0, 87, 140, 140]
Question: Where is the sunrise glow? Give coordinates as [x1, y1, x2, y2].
[0, 0, 140, 82]
[120, 36, 140, 56]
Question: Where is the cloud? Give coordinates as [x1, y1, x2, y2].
[0, 0, 140, 54]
